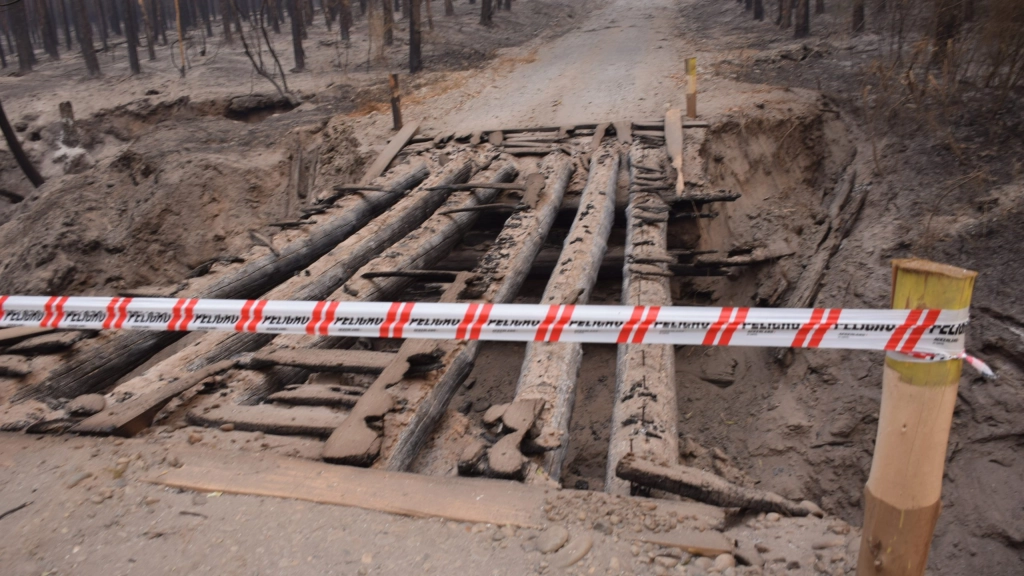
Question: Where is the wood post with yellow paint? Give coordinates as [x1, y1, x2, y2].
[685, 57, 697, 119]
[857, 259, 977, 576]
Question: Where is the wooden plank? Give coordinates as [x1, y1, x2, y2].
[251, 348, 396, 373]
[490, 141, 621, 483]
[146, 447, 547, 528]
[590, 122, 610, 151]
[187, 404, 347, 436]
[360, 121, 420, 184]
[144, 447, 725, 530]
[612, 121, 632, 143]
[267, 384, 364, 407]
[605, 142, 678, 496]
[664, 109, 685, 201]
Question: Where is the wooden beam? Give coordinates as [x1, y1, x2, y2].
[664, 109, 685, 201]
[605, 142, 678, 496]
[13, 163, 430, 406]
[383, 157, 575, 472]
[0, 327, 53, 345]
[267, 384, 365, 407]
[857, 259, 977, 576]
[484, 141, 621, 483]
[68, 160, 477, 435]
[250, 348, 397, 373]
[187, 404, 348, 436]
[361, 121, 420, 184]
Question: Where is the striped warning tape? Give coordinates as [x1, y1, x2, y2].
[0, 295, 992, 376]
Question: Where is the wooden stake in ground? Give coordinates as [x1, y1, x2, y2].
[174, 0, 187, 76]
[0, 97, 45, 187]
[857, 259, 977, 576]
[664, 108, 685, 200]
[685, 58, 697, 119]
[388, 73, 403, 131]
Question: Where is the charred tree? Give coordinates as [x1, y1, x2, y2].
[140, 0, 157, 59]
[58, 0, 73, 49]
[199, 0, 212, 35]
[0, 29, 5, 68]
[73, 0, 102, 75]
[125, 0, 141, 72]
[794, 0, 809, 37]
[288, 0, 305, 70]
[268, 0, 281, 33]
[109, 0, 122, 35]
[852, 0, 864, 32]
[409, 0, 421, 72]
[381, 0, 393, 45]
[479, 0, 491, 26]
[443, 0, 452, 16]
[11, 0, 34, 73]
[338, 0, 351, 40]
[0, 98, 45, 187]
[754, 0, 763, 20]
[174, 0, 186, 76]
[933, 0, 961, 64]
[815, 0, 823, 14]
[40, 0, 61, 59]
[221, 0, 234, 42]
[97, 0, 110, 51]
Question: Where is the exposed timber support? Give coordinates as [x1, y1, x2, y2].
[664, 109, 685, 201]
[71, 157, 480, 435]
[472, 141, 621, 482]
[15, 163, 431, 406]
[322, 155, 575, 470]
[605, 142, 678, 496]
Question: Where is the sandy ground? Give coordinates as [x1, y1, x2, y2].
[1, 0, 1023, 573]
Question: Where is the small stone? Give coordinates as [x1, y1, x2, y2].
[609, 514, 621, 526]
[655, 565, 667, 576]
[188, 432, 203, 445]
[754, 543, 770, 553]
[144, 497, 160, 506]
[786, 560, 801, 570]
[592, 521, 612, 536]
[556, 533, 594, 568]
[13, 121, 28, 132]
[90, 495, 106, 504]
[712, 553, 736, 571]
[66, 394, 107, 416]
[765, 512, 781, 522]
[192, 494, 207, 506]
[536, 526, 570, 554]
[219, 423, 235, 432]
[577, 511, 587, 521]
[472, 399, 491, 413]
[811, 537, 845, 550]
[694, 557, 713, 570]
[66, 471, 92, 488]
[656, 556, 679, 568]
[800, 500, 825, 518]
[361, 553, 373, 564]
[630, 544, 641, 557]
[492, 529, 506, 541]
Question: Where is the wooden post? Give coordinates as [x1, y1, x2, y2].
[174, 0, 187, 76]
[388, 73, 403, 131]
[685, 57, 697, 119]
[857, 259, 977, 576]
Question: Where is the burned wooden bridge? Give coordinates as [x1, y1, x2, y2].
[0, 114, 812, 537]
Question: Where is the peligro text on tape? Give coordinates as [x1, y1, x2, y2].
[0, 295, 992, 376]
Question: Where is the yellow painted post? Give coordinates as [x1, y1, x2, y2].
[857, 259, 977, 576]
[685, 57, 697, 119]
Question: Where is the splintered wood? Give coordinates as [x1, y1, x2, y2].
[605, 142, 679, 496]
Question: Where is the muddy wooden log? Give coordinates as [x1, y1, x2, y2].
[480, 141, 620, 483]
[70, 160, 483, 435]
[221, 164, 521, 408]
[0, 327, 54, 346]
[250, 348, 397, 373]
[15, 164, 431, 406]
[323, 157, 575, 470]
[605, 142, 679, 496]
[426, 183, 525, 192]
[672, 189, 741, 204]
[268, 384, 365, 407]
[616, 453, 821, 516]
[187, 404, 347, 436]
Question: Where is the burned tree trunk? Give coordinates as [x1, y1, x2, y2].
[794, 0, 809, 37]
[221, 0, 234, 42]
[815, 0, 823, 14]
[338, 0, 351, 41]
[109, 0, 123, 35]
[58, 0, 74, 49]
[10, 0, 33, 73]
[0, 97, 45, 187]
[409, 0, 421, 72]
[443, 0, 452, 16]
[174, 0, 186, 76]
[381, 0, 393, 45]
[479, 0, 491, 26]
[125, 0, 141, 73]
[40, 0, 61, 59]
[97, 0, 110, 51]
[140, 0, 157, 59]
[852, 0, 864, 32]
[288, 0, 305, 70]
[780, 0, 792, 28]
[73, 0, 102, 76]
[754, 0, 764, 20]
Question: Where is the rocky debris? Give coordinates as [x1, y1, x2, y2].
[554, 532, 594, 567]
[713, 553, 736, 571]
[536, 525, 570, 553]
[66, 394, 106, 416]
[482, 403, 508, 425]
[188, 432, 203, 445]
[66, 471, 92, 488]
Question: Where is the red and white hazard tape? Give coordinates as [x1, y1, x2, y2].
[0, 295, 993, 376]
